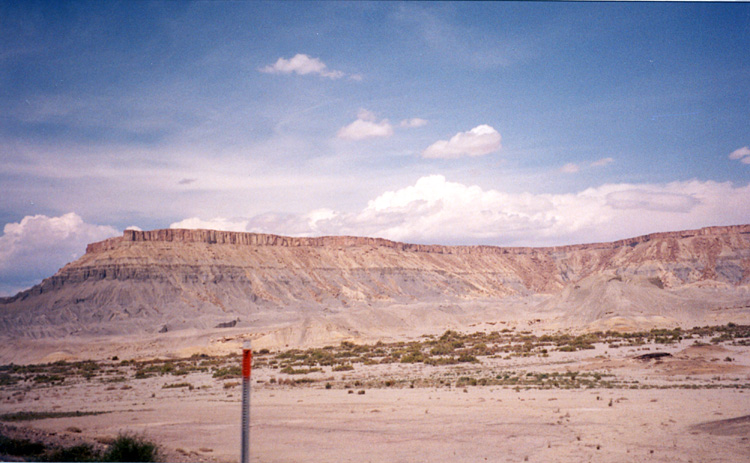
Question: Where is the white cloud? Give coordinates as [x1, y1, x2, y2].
[336, 110, 394, 140]
[0, 213, 118, 296]
[170, 217, 250, 233]
[260, 54, 345, 79]
[400, 118, 428, 128]
[422, 125, 501, 159]
[729, 146, 750, 161]
[591, 157, 614, 167]
[560, 163, 580, 174]
[169, 176, 750, 248]
[170, 210, 345, 237]
[605, 189, 699, 213]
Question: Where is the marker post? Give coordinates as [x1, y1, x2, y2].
[241, 342, 252, 463]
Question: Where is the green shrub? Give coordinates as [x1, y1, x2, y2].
[0, 434, 46, 457]
[280, 366, 321, 375]
[400, 351, 426, 363]
[162, 382, 193, 390]
[457, 353, 478, 363]
[101, 434, 158, 462]
[44, 444, 100, 462]
[212, 366, 241, 379]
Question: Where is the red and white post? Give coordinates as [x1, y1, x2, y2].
[241, 341, 252, 463]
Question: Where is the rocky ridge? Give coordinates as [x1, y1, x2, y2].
[1, 225, 750, 343]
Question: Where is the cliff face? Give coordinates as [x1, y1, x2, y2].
[2, 225, 750, 338]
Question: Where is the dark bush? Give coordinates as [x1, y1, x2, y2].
[0, 434, 46, 458]
[44, 444, 100, 462]
[102, 434, 158, 462]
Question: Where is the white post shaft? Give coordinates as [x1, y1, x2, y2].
[241, 342, 252, 463]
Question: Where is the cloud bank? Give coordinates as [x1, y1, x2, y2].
[171, 175, 750, 247]
[422, 125, 501, 159]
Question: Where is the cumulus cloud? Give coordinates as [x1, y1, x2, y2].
[400, 118, 428, 128]
[0, 213, 118, 296]
[422, 125, 501, 159]
[729, 146, 750, 163]
[336, 110, 394, 140]
[169, 176, 750, 248]
[260, 54, 346, 79]
[560, 163, 580, 174]
[591, 157, 614, 167]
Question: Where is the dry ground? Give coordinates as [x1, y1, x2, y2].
[1, 330, 749, 463]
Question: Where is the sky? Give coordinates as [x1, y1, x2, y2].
[1, 1, 749, 295]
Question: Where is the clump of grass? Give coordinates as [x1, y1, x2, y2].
[44, 443, 100, 462]
[101, 433, 158, 462]
[0, 372, 20, 386]
[0, 434, 46, 458]
[0, 432, 158, 462]
[162, 382, 193, 390]
[280, 366, 322, 375]
[212, 366, 241, 379]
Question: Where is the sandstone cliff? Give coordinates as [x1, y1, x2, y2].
[1, 225, 749, 339]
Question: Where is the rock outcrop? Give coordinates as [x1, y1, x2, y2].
[1, 225, 749, 339]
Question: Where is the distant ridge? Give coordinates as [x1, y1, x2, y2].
[88, 224, 750, 254]
[2, 224, 749, 345]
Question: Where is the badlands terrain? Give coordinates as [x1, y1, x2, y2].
[1, 225, 749, 462]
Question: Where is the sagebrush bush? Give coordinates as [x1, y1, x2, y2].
[101, 433, 158, 462]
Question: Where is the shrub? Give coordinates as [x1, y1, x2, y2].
[457, 353, 478, 363]
[162, 382, 193, 390]
[400, 351, 426, 363]
[101, 434, 158, 462]
[44, 443, 100, 462]
[0, 434, 46, 458]
[212, 366, 241, 379]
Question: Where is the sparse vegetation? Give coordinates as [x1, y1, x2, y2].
[101, 433, 159, 462]
[0, 432, 158, 462]
[0, 411, 109, 422]
[0, 434, 46, 458]
[162, 382, 193, 390]
[0, 324, 747, 396]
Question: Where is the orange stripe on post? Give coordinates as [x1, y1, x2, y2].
[242, 347, 253, 378]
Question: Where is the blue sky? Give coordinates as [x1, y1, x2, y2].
[1, 1, 749, 295]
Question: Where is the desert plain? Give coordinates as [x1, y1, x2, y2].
[2, 324, 749, 463]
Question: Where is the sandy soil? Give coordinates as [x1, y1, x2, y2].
[2, 338, 749, 462]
